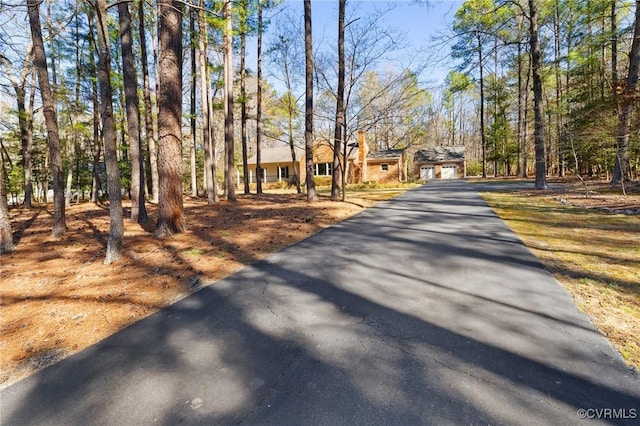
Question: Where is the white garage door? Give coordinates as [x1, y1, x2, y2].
[442, 165, 457, 179]
[420, 166, 435, 180]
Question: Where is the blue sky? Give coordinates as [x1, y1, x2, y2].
[262, 0, 464, 88]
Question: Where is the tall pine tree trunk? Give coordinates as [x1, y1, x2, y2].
[25, 72, 36, 208]
[529, 0, 547, 189]
[516, 27, 523, 177]
[27, 0, 66, 237]
[119, 1, 148, 223]
[87, 9, 102, 203]
[478, 34, 487, 178]
[156, 0, 187, 236]
[304, 0, 317, 202]
[224, 0, 236, 201]
[612, 0, 618, 84]
[139, 0, 159, 203]
[256, 0, 264, 195]
[240, 0, 250, 195]
[199, 1, 216, 204]
[553, 0, 564, 177]
[190, 9, 198, 198]
[95, 0, 124, 264]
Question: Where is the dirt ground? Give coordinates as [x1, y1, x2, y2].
[0, 193, 370, 390]
[1, 180, 638, 390]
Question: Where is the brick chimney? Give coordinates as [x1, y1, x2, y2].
[358, 130, 369, 182]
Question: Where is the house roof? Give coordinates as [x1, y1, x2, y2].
[247, 146, 305, 164]
[414, 146, 465, 163]
[367, 149, 404, 161]
[246, 144, 405, 164]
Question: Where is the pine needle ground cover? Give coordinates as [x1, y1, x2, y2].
[482, 185, 640, 370]
[0, 193, 378, 390]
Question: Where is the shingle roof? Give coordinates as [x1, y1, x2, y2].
[367, 149, 404, 160]
[247, 146, 305, 164]
[414, 146, 465, 163]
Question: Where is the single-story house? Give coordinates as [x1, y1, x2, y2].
[413, 146, 466, 180]
[245, 145, 305, 184]
[245, 130, 407, 185]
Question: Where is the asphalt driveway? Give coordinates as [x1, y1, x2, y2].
[2, 180, 639, 425]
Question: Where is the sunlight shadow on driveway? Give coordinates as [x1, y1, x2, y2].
[2, 181, 638, 425]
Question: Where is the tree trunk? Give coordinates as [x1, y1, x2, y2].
[24, 72, 35, 208]
[156, 0, 187, 236]
[612, 0, 618, 85]
[529, 0, 547, 189]
[478, 34, 487, 178]
[0, 142, 15, 254]
[553, 0, 564, 177]
[119, 1, 148, 223]
[199, 1, 216, 204]
[66, 10, 81, 208]
[240, 2, 250, 195]
[304, 0, 317, 202]
[224, 0, 236, 201]
[613, 0, 640, 184]
[256, 0, 264, 195]
[27, 0, 66, 237]
[287, 97, 300, 193]
[95, 0, 124, 264]
[190, 9, 198, 198]
[65, 131, 75, 207]
[208, 70, 220, 202]
[331, 0, 345, 201]
[87, 9, 101, 203]
[516, 29, 523, 177]
[139, 0, 159, 203]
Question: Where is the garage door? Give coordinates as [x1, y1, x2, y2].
[441, 165, 457, 179]
[420, 166, 435, 180]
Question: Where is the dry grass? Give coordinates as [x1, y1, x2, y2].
[482, 183, 640, 369]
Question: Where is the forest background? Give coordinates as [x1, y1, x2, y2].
[0, 0, 638, 390]
[1, 0, 638, 253]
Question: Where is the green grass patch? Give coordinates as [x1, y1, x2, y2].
[482, 191, 640, 369]
[181, 248, 205, 257]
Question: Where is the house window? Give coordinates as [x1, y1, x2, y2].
[314, 162, 333, 176]
[278, 166, 290, 180]
[380, 163, 389, 171]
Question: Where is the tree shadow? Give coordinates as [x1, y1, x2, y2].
[2, 182, 638, 425]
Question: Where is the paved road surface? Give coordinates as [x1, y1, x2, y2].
[2, 181, 639, 425]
